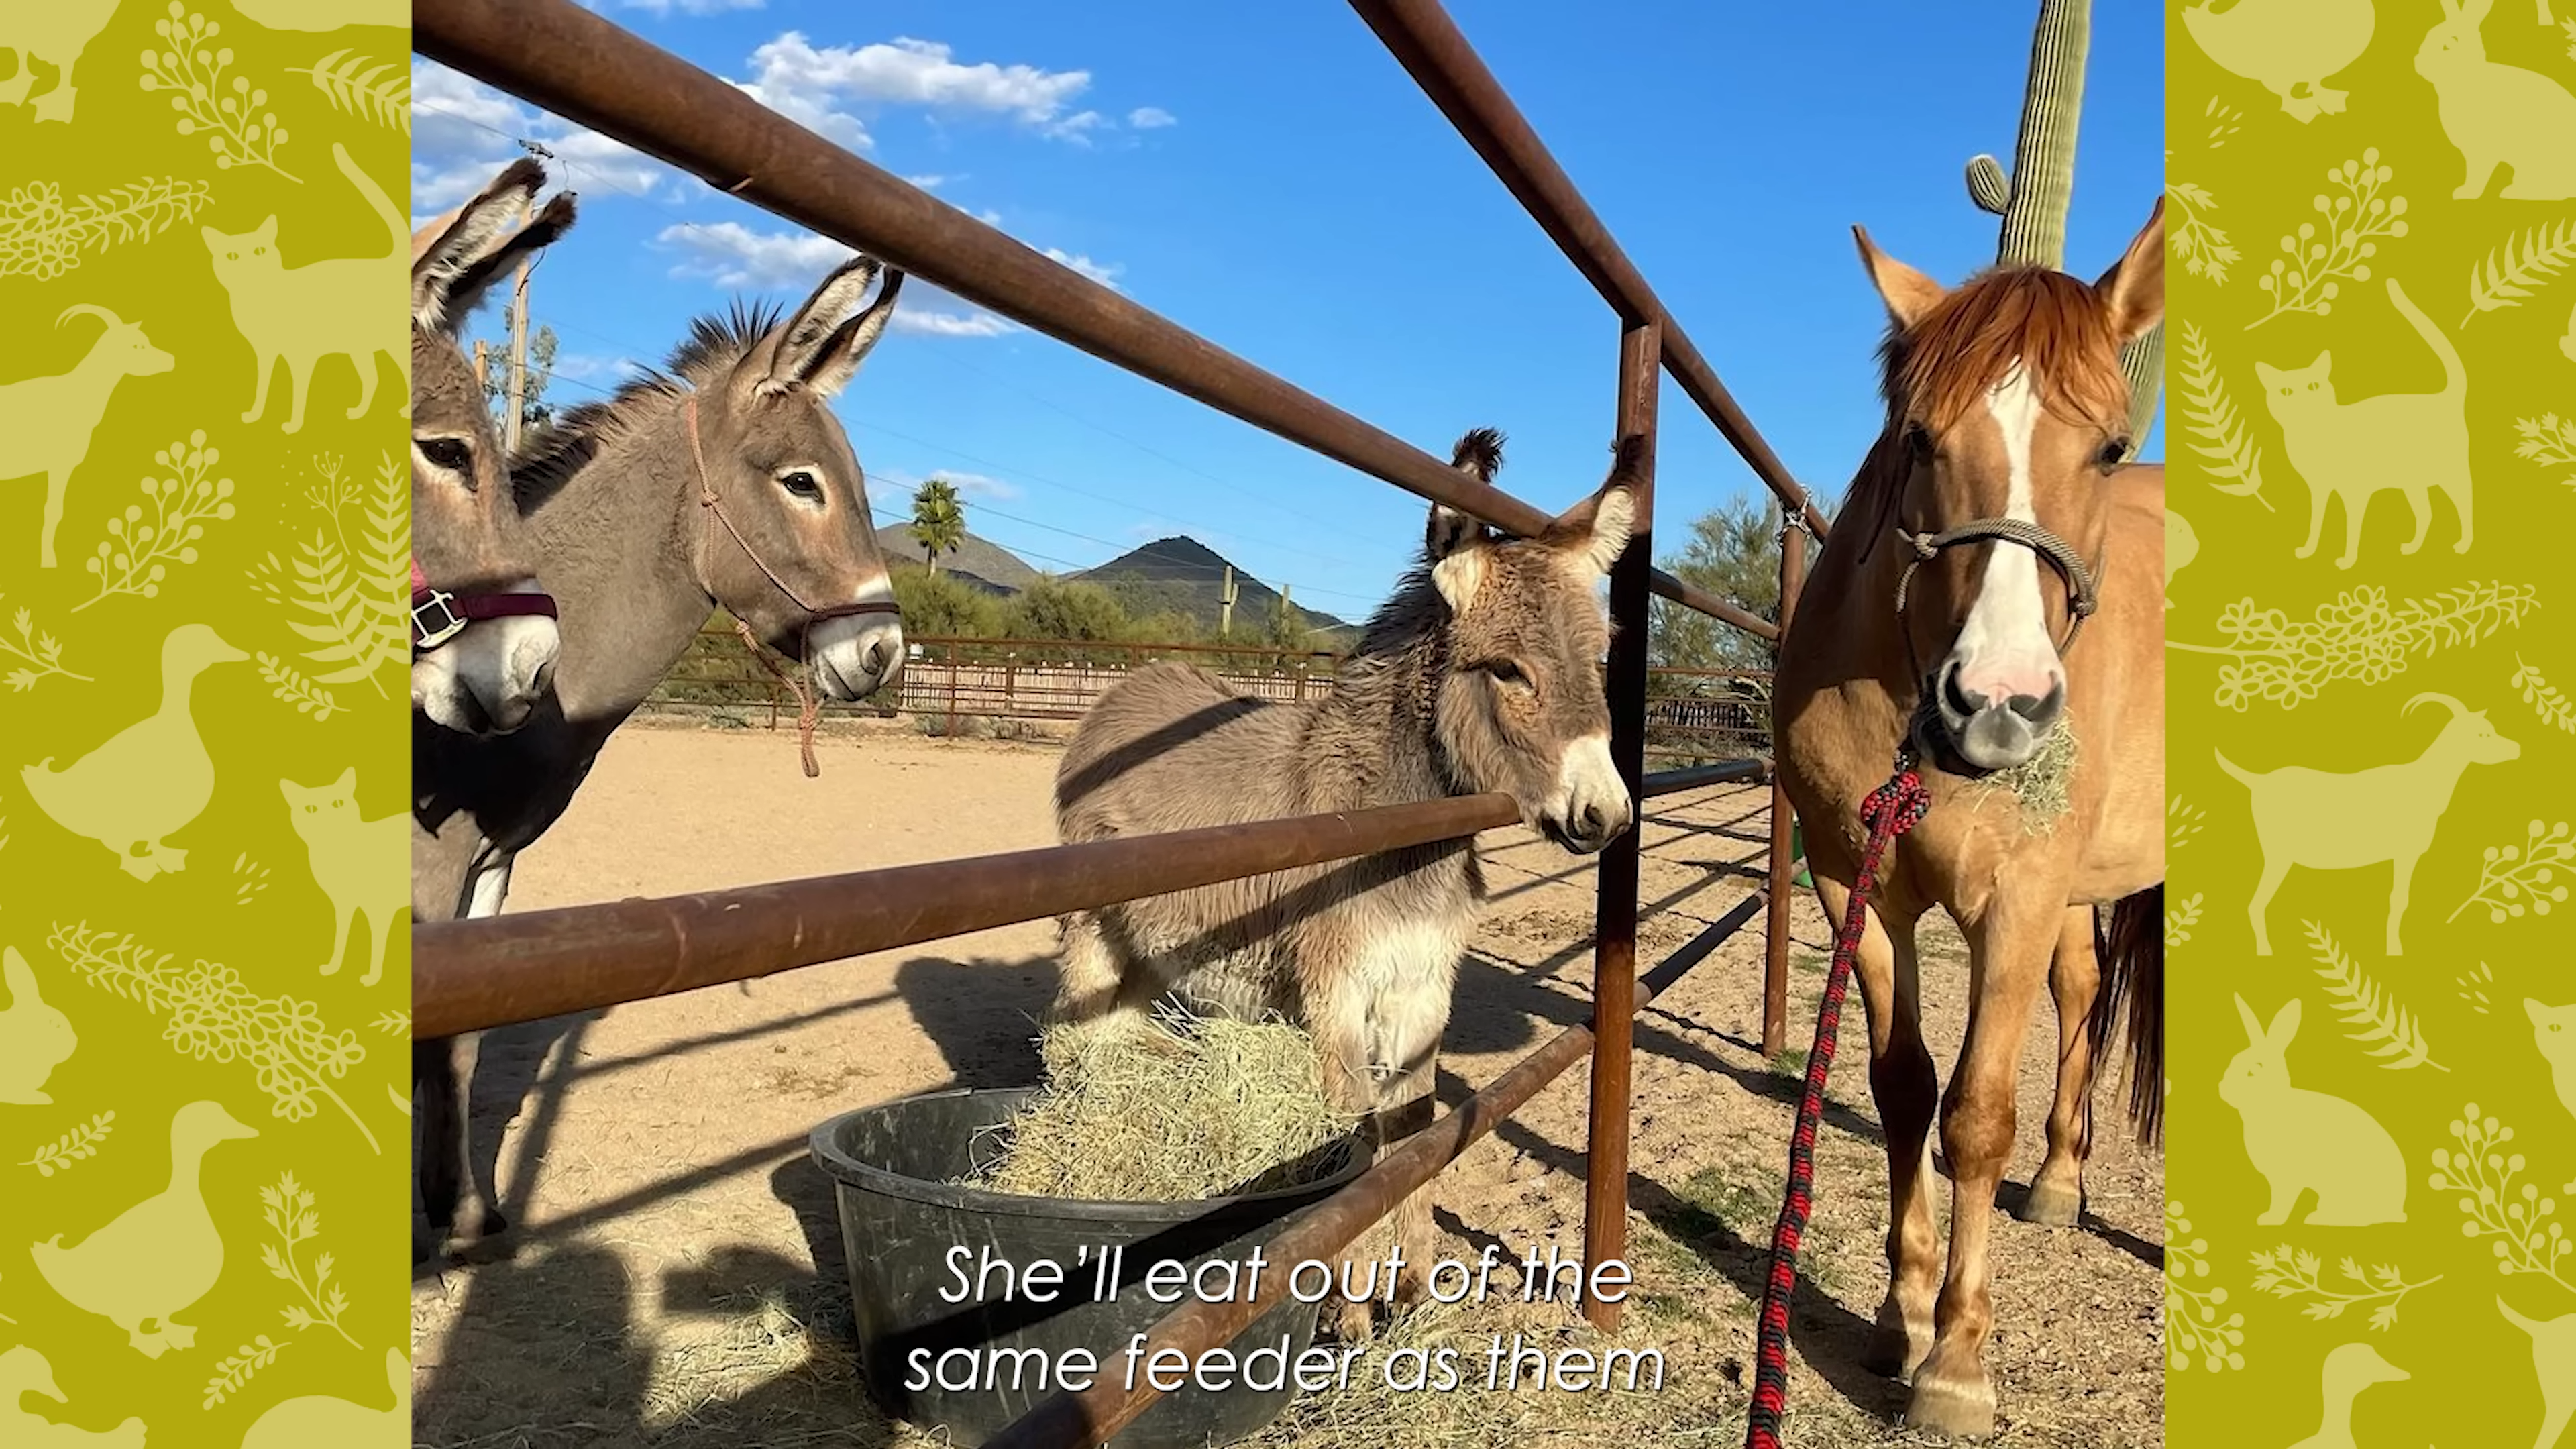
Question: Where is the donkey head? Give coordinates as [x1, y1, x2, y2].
[409, 159, 575, 735]
[679, 256, 907, 703]
[1853, 197, 2163, 771]
[1424, 429, 1639, 854]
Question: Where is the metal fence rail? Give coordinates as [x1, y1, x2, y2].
[410, 1, 1817, 1442]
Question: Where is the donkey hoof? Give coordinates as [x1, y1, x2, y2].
[2018, 1180, 2082, 1228]
[1904, 1368, 1998, 1439]
[1326, 1298, 1377, 1344]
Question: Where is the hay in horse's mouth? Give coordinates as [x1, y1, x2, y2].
[957, 1004, 1364, 1202]
[1962, 716, 2078, 833]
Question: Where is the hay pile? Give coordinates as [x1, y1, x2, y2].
[959, 1004, 1365, 1202]
[1965, 714, 2078, 833]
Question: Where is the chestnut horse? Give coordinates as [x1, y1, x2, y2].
[1772, 199, 2166, 1436]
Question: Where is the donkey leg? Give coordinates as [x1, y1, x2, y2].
[413, 1032, 505, 1252]
[1047, 912, 1133, 1030]
[1815, 872, 1941, 1380]
[2021, 906, 2099, 1228]
[1303, 936, 1391, 1343]
[1907, 897, 2062, 1438]
[1371, 959, 1454, 1312]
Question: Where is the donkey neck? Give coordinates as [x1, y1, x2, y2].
[520, 396, 722, 727]
[1309, 588, 1459, 810]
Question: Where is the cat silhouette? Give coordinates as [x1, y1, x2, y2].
[2259, 278, 2471, 570]
[2530, 996, 2576, 1192]
[280, 766, 408, 986]
[203, 142, 407, 435]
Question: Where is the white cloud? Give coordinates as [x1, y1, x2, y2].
[1127, 106, 1176, 129]
[903, 173, 949, 190]
[1042, 248, 1121, 292]
[410, 59, 674, 215]
[731, 33, 1094, 152]
[654, 219, 1061, 338]
[1044, 109, 1108, 146]
[621, 0, 763, 13]
[545, 351, 623, 382]
[936, 470, 1022, 502]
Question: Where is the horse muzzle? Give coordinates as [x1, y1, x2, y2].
[1932, 659, 2065, 771]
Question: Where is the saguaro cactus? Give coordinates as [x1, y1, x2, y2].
[1966, 0, 2161, 458]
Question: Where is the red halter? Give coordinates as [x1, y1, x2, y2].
[411, 556, 559, 653]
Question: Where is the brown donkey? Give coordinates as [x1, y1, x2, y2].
[408, 160, 573, 737]
[1772, 201, 2167, 1436]
[411, 258, 909, 1258]
[1052, 429, 1636, 1337]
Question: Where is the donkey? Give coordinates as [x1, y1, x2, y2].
[1772, 200, 2167, 1437]
[411, 257, 910, 1258]
[408, 159, 574, 738]
[1051, 428, 1636, 1337]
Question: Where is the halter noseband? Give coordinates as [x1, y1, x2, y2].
[411, 556, 558, 654]
[1891, 516, 2100, 657]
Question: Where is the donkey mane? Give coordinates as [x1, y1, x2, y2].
[1846, 265, 2130, 557]
[509, 299, 791, 511]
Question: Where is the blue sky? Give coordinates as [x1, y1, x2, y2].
[412, 1, 2165, 625]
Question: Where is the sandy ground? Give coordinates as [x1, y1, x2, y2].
[410, 718, 2163, 1448]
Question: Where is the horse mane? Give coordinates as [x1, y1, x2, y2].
[1843, 266, 2131, 558]
[510, 299, 788, 510]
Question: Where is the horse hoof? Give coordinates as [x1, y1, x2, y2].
[1904, 1372, 1998, 1439]
[2018, 1181, 2082, 1228]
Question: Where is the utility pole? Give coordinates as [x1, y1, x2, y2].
[502, 193, 533, 454]
[473, 339, 490, 391]
[1218, 565, 1238, 638]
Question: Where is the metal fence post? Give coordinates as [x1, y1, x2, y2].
[1762, 521, 1807, 1059]
[945, 640, 960, 737]
[1582, 315, 1658, 1333]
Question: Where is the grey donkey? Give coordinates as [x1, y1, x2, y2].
[412, 256, 910, 1260]
[409, 158, 576, 738]
[1051, 428, 1640, 1338]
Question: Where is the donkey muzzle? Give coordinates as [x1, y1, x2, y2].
[1540, 731, 1633, 855]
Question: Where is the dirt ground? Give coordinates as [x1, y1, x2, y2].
[410, 718, 2163, 1448]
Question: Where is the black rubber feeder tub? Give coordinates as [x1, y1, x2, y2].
[811, 1085, 1366, 1448]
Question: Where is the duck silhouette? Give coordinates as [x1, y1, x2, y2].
[0, 1345, 146, 1446]
[2288, 1341, 2408, 1448]
[30, 1098, 258, 1357]
[2184, 0, 2375, 123]
[21, 623, 245, 881]
[241, 1346, 409, 1448]
[0, 945, 77, 1104]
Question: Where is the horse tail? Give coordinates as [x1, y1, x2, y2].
[2090, 884, 2164, 1148]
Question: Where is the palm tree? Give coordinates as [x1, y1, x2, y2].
[910, 478, 967, 576]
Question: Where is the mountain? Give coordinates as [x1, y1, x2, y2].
[880, 524, 1042, 596]
[1073, 535, 1353, 641]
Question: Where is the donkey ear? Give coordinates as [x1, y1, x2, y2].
[1545, 433, 1645, 577]
[761, 255, 904, 398]
[412, 159, 575, 333]
[2093, 195, 2166, 346]
[1853, 225, 1946, 331]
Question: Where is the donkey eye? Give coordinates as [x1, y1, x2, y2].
[1485, 661, 1532, 692]
[778, 470, 824, 502]
[417, 437, 472, 474]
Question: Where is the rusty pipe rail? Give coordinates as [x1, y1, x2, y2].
[415, 793, 1521, 1038]
[985, 891, 1766, 1449]
[411, 0, 1774, 639]
[1348, 0, 1829, 542]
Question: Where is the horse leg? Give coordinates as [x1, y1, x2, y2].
[1907, 894, 2062, 1438]
[1815, 871, 1939, 1380]
[2021, 906, 2099, 1228]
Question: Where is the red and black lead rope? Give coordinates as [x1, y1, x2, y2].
[1745, 761, 1931, 1449]
[410, 556, 558, 653]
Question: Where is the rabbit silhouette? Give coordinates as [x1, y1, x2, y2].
[2415, 0, 2576, 199]
[2221, 995, 2409, 1226]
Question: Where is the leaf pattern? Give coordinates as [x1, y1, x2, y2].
[2461, 218, 2576, 328]
[73, 431, 239, 612]
[202, 1334, 287, 1409]
[2169, 582, 2540, 710]
[0, 596, 91, 692]
[2517, 414, 2576, 489]
[2246, 1246, 2439, 1330]
[2169, 182, 2239, 285]
[2177, 321, 2272, 508]
[248, 452, 406, 697]
[257, 1171, 360, 1348]
[2300, 921, 2444, 1071]
[2449, 821, 2576, 926]
[2510, 653, 2576, 734]
[17, 1112, 115, 1177]
[0, 176, 214, 281]
[288, 49, 410, 133]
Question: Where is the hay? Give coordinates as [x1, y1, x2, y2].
[959, 1004, 1364, 1202]
[1963, 714, 2078, 833]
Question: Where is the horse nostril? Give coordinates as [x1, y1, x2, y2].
[2006, 692, 2045, 721]
[1943, 667, 1985, 718]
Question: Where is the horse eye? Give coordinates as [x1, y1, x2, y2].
[779, 470, 824, 501]
[1904, 423, 1935, 459]
[2097, 437, 2131, 470]
[417, 437, 472, 474]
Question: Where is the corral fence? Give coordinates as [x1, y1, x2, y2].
[651, 629, 1776, 761]
[413, 1, 1823, 1444]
